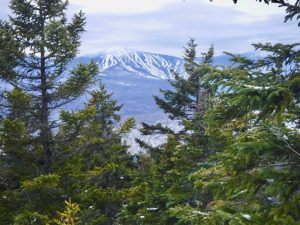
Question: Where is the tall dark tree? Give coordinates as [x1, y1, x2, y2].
[122, 40, 217, 224]
[0, 0, 99, 172]
[170, 42, 300, 225]
[55, 83, 136, 225]
[139, 39, 214, 157]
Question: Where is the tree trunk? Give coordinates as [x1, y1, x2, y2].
[39, 11, 52, 172]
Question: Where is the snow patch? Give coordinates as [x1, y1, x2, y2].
[80, 47, 187, 80]
[241, 213, 251, 220]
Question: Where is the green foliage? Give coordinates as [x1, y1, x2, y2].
[0, 21, 21, 80]
[0, 1, 101, 222]
[170, 42, 300, 224]
[0, 0, 99, 172]
[1, 0, 299, 224]
[22, 174, 61, 191]
[118, 40, 217, 224]
[53, 199, 81, 225]
[53, 83, 136, 225]
[14, 212, 50, 225]
[119, 117, 136, 135]
[139, 39, 215, 154]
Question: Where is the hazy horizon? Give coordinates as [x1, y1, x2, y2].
[0, 0, 298, 57]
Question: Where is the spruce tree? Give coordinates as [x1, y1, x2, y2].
[170, 43, 300, 224]
[0, 0, 99, 172]
[139, 39, 214, 158]
[0, 90, 38, 224]
[0, 0, 98, 223]
[125, 40, 216, 224]
[56, 83, 136, 225]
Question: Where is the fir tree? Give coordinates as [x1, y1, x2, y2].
[0, 0, 98, 223]
[123, 40, 216, 224]
[170, 42, 300, 224]
[139, 39, 215, 158]
[56, 83, 136, 225]
[0, 0, 99, 172]
[53, 199, 81, 225]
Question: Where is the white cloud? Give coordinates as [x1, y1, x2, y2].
[0, 0, 298, 57]
[199, 0, 285, 20]
[69, 0, 286, 20]
[69, 0, 175, 14]
[76, 1, 298, 56]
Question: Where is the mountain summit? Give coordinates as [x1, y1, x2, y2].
[76, 48, 187, 80]
[68, 48, 232, 120]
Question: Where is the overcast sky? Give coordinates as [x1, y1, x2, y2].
[0, 0, 298, 56]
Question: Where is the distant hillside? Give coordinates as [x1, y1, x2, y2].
[62, 48, 246, 152]
[73, 47, 187, 80]
[69, 48, 232, 120]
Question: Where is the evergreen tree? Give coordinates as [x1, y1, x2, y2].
[0, 0, 99, 172]
[53, 199, 81, 225]
[55, 83, 136, 225]
[170, 43, 300, 224]
[139, 39, 214, 156]
[0, 82, 136, 224]
[121, 40, 216, 224]
[0, 88, 39, 224]
[0, 0, 98, 223]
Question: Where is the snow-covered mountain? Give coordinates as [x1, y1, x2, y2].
[74, 47, 187, 80]
[68, 47, 232, 121]
[68, 48, 233, 152]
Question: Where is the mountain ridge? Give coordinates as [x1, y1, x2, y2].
[67, 48, 234, 119]
[74, 47, 187, 80]
[74, 47, 237, 81]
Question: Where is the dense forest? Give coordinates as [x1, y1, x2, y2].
[0, 0, 299, 224]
